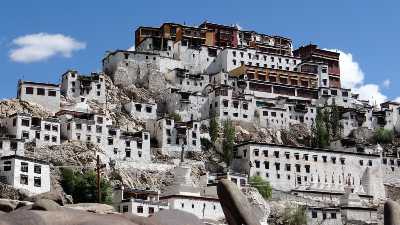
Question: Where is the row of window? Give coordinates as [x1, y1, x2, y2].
[231, 51, 297, 65]
[233, 60, 295, 71]
[20, 174, 42, 187]
[311, 211, 337, 220]
[256, 171, 354, 186]
[134, 104, 153, 113]
[222, 100, 249, 109]
[13, 119, 59, 131]
[22, 131, 58, 142]
[2, 161, 41, 174]
[121, 205, 156, 214]
[221, 111, 249, 119]
[248, 149, 374, 166]
[254, 161, 311, 173]
[0, 141, 18, 150]
[25, 87, 57, 97]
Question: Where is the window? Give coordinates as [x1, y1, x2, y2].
[97, 137, 101, 143]
[52, 136, 57, 143]
[322, 156, 327, 163]
[340, 158, 345, 165]
[138, 151, 142, 158]
[331, 213, 336, 219]
[37, 88, 45, 95]
[254, 150, 259, 157]
[368, 160, 372, 166]
[359, 160, 364, 166]
[96, 125, 102, 133]
[192, 204, 194, 209]
[108, 138, 113, 145]
[322, 212, 327, 220]
[3, 161, 11, 171]
[137, 206, 143, 213]
[76, 124, 82, 130]
[135, 104, 142, 112]
[263, 150, 268, 157]
[21, 162, 28, 172]
[0, 141, 2, 149]
[295, 154, 299, 160]
[305, 165, 310, 173]
[97, 117, 103, 124]
[137, 142, 142, 149]
[26, 87, 34, 94]
[286, 164, 291, 171]
[312, 211, 318, 218]
[243, 103, 248, 110]
[255, 160, 260, 168]
[52, 125, 58, 131]
[232, 51, 236, 57]
[149, 207, 155, 214]
[34, 177, 41, 187]
[296, 164, 301, 173]
[274, 151, 279, 158]
[125, 150, 131, 158]
[233, 59, 237, 65]
[181, 203, 184, 208]
[275, 162, 280, 170]
[123, 205, 129, 213]
[22, 131, 29, 139]
[33, 164, 42, 174]
[20, 174, 28, 185]
[264, 161, 269, 169]
[48, 90, 56, 96]
[233, 113, 238, 117]
[45, 135, 50, 141]
[21, 119, 30, 127]
[146, 106, 152, 113]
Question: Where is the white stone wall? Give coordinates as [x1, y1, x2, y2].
[232, 143, 386, 201]
[17, 82, 60, 114]
[124, 102, 157, 121]
[175, 94, 209, 122]
[207, 48, 301, 74]
[0, 156, 50, 195]
[0, 138, 24, 157]
[307, 208, 342, 225]
[118, 200, 168, 217]
[164, 197, 224, 221]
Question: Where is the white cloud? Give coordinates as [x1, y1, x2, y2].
[382, 79, 391, 88]
[327, 49, 387, 105]
[127, 45, 135, 51]
[394, 97, 400, 103]
[9, 33, 86, 63]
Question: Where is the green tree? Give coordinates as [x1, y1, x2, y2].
[374, 128, 394, 144]
[249, 175, 272, 199]
[209, 113, 219, 143]
[61, 168, 112, 204]
[329, 103, 342, 139]
[222, 119, 235, 166]
[312, 108, 330, 148]
[281, 205, 307, 225]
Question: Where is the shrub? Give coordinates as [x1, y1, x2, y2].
[249, 175, 272, 199]
[61, 168, 112, 204]
[374, 128, 394, 144]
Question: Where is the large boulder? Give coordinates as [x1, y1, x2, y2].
[24, 192, 64, 205]
[63, 203, 116, 214]
[217, 179, 261, 225]
[0, 209, 138, 225]
[385, 200, 400, 225]
[148, 209, 204, 225]
[31, 199, 60, 211]
[0, 199, 17, 212]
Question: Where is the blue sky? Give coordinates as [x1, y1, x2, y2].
[1, 0, 399, 103]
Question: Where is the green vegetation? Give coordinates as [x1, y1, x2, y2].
[249, 175, 272, 199]
[209, 113, 219, 143]
[374, 128, 394, 144]
[312, 104, 342, 148]
[222, 119, 235, 166]
[61, 168, 112, 204]
[280, 205, 307, 225]
[168, 112, 182, 122]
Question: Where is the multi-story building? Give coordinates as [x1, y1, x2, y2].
[58, 110, 151, 163]
[61, 70, 106, 104]
[17, 80, 60, 114]
[0, 155, 51, 195]
[146, 118, 201, 153]
[1, 113, 60, 147]
[231, 142, 386, 202]
[165, 68, 209, 93]
[293, 44, 341, 88]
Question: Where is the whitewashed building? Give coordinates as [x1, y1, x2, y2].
[1, 113, 60, 147]
[124, 101, 157, 121]
[160, 163, 225, 221]
[0, 155, 51, 195]
[165, 68, 209, 93]
[147, 118, 201, 153]
[58, 110, 151, 163]
[231, 142, 386, 202]
[113, 187, 168, 217]
[17, 80, 60, 114]
[0, 138, 25, 157]
[61, 70, 106, 104]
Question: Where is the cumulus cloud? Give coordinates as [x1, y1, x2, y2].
[394, 97, 400, 103]
[9, 33, 86, 63]
[382, 79, 391, 88]
[327, 49, 387, 105]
